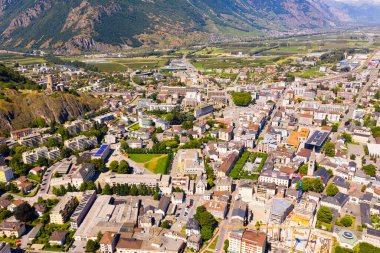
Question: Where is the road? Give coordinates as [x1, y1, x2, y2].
[215, 181, 240, 252]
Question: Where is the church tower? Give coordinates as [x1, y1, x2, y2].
[308, 148, 316, 176]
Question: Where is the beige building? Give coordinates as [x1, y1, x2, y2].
[229, 230, 267, 253]
[50, 195, 79, 224]
[0, 222, 26, 238]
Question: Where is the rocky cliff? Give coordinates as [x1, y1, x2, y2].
[0, 90, 102, 133]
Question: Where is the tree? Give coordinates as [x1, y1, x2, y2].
[362, 164, 376, 177]
[102, 183, 112, 195]
[86, 239, 99, 253]
[90, 159, 106, 172]
[160, 220, 170, 229]
[324, 142, 336, 157]
[14, 202, 35, 222]
[339, 216, 353, 227]
[109, 161, 119, 172]
[326, 183, 339, 196]
[201, 226, 214, 241]
[224, 240, 229, 253]
[317, 206, 333, 223]
[331, 123, 339, 132]
[118, 160, 130, 174]
[341, 132, 353, 143]
[299, 163, 308, 175]
[232, 92, 252, 106]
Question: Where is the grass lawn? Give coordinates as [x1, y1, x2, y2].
[128, 154, 169, 174]
[229, 151, 268, 180]
[209, 235, 219, 249]
[128, 154, 163, 163]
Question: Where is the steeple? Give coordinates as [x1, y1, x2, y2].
[308, 148, 316, 176]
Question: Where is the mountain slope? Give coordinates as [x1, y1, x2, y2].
[0, 0, 342, 53]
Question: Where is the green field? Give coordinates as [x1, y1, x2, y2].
[128, 154, 169, 174]
[61, 56, 173, 72]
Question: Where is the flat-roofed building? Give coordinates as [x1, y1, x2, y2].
[50, 194, 79, 224]
[22, 147, 61, 164]
[229, 230, 267, 253]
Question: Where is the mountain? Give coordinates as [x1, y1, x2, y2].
[324, 1, 380, 25]
[0, 0, 347, 53]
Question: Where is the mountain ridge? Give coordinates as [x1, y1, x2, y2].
[0, 0, 367, 53]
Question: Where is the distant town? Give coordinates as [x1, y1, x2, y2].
[1, 31, 380, 253]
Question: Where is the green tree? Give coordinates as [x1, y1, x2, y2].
[317, 206, 333, 223]
[109, 161, 119, 172]
[299, 163, 308, 175]
[362, 164, 376, 177]
[102, 183, 112, 195]
[90, 159, 106, 172]
[160, 220, 170, 229]
[117, 160, 130, 174]
[224, 240, 229, 253]
[86, 239, 99, 253]
[232, 92, 252, 106]
[201, 226, 214, 241]
[326, 183, 339, 196]
[324, 142, 336, 157]
[339, 216, 353, 227]
[341, 132, 353, 143]
[14, 202, 35, 222]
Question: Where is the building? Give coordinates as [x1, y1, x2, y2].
[259, 171, 289, 187]
[215, 177, 232, 192]
[186, 218, 200, 236]
[270, 199, 294, 224]
[22, 147, 61, 164]
[308, 148, 316, 176]
[320, 192, 349, 211]
[219, 127, 234, 142]
[50, 195, 79, 224]
[71, 163, 96, 188]
[204, 200, 228, 219]
[305, 130, 329, 152]
[49, 231, 68, 245]
[176, 149, 205, 175]
[187, 234, 202, 251]
[229, 230, 267, 253]
[64, 135, 98, 151]
[70, 190, 97, 229]
[367, 144, 380, 158]
[92, 144, 111, 160]
[100, 232, 119, 253]
[218, 152, 239, 177]
[10, 128, 33, 139]
[362, 228, 380, 248]
[0, 166, 13, 182]
[194, 104, 213, 118]
[0, 242, 11, 253]
[0, 221, 26, 238]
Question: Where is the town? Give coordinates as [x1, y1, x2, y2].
[0, 31, 380, 253]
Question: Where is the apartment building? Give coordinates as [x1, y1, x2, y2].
[70, 190, 97, 229]
[0, 221, 26, 238]
[0, 166, 14, 182]
[229, 230, 267, 253]
[50, 195, 79, 224]
[22, 147, 61, 164]
[64, 135, 98, 151]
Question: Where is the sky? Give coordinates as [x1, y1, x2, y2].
[332, 0, 380, 5]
